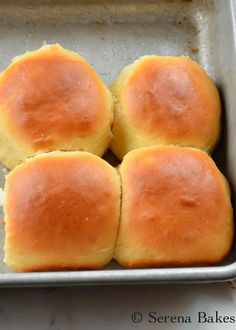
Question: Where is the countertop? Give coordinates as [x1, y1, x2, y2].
[0, 283, 236, 329]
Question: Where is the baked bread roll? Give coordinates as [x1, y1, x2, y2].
[114, 146, 233, 267]
[4, 151, 120, 272]
[0, 44, 113, 169]
[110, 56, 221, 159]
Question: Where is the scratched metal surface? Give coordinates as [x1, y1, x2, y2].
[0, 0, 235, 286]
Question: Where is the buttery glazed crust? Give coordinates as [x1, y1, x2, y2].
[110, 56, 221, 160]
[0, 44, 113, 169]
[4, 151, 120, 272]
[114, 146, 233, 267]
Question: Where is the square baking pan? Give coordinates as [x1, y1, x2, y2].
[0, 0, 235, 287]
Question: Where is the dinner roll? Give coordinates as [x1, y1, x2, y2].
[114, 146, 233, 267]
[110, 56, 221, 159]
[4, 151, 120, 272]
[0, 44, 113, 169]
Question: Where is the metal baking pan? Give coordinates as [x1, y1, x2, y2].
[0, 0, 235, 287]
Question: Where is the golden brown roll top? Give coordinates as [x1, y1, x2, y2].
[4, 151, 120, 271]
[114, 146, 233, 268]
[110, 56, 221, 159]
[0, 44, 113, 169]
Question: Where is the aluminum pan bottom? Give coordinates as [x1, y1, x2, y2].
[0, 0, 235, 286]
